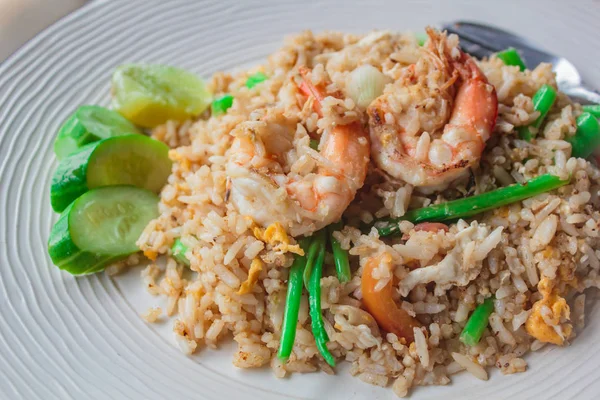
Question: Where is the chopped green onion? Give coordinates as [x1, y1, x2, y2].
[566, 112, 600, 159]
[518, 84, 557, 141]
[246, 72, 268, 89]
[171, 238, 190, 266]
[582, 104, 600, 118]
[211, 94, 234, 116]
[309, 139, 319, 150]
[374, 174, 569, 236]
[415, 32, 427, 46]
[303, 230, 326, 289]
[460, 297, 495, 346]
[496, 48, 526, 71]
[307, 232, 336, 367]
[277, 238, 310, 361]
[328, 222, 351, 283]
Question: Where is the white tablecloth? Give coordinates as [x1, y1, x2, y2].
[0, 0, 86, 62]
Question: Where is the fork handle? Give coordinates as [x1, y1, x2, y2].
[560, 84, 600, 105]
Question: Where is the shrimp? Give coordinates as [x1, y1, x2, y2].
[368, 28, 498, 192]
[226, 69, 370, 236]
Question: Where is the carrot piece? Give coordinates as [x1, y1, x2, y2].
[361, 255, 421, 343]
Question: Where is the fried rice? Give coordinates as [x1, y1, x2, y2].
[127, 29, 600, 397]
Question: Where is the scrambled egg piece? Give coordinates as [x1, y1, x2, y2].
[143, 249, 158, 261]
[558, 257, 579, 289]
[525, 278, 572, 345]
[494, 206, 510, 218]
[381, 132, 393, 147]
[253, 222, 304, 255]
[237, 258, 264, 295]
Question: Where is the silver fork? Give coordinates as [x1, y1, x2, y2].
[441, 21, 600, 105]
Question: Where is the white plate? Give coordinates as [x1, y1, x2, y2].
[1, 0, 599, 398]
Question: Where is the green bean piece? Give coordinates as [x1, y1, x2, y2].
[374, 174, 569, 236]
[171, 238, 190, 266]
[328, 221, 351, 283]
[277, 238, 310, 361]
[518, 84, 557, 141]
[303, 230, 326, 289]
[308, 232, 336, 367]
[496, 48, 526, 71]
[567, 112, 600, 159]
[246, 72, 268, 89]
[460, 297, 495, 346]
[309, 139, 319, 150]
[582, 104, 600, 118]
[211, 94, 234, 116]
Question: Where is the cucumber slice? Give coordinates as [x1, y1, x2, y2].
[48, 202, 120, 275]
[50, 134, 171, 212]
[111, 64, 212, 128]
[48, 186, 159, 275]
[54, 105, 142, 160]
